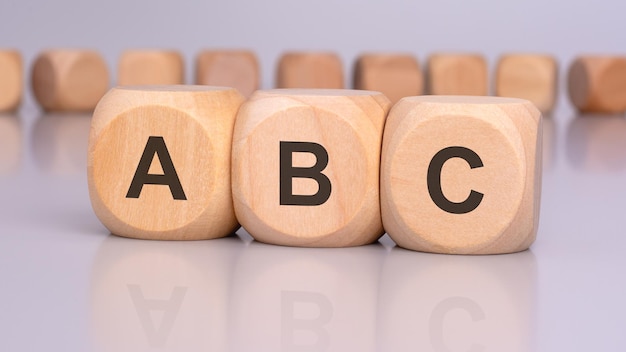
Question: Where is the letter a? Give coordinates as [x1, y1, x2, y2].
[126, 136, 187, 200]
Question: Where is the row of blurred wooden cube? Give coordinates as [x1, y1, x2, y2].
[1, 49, 625, 114]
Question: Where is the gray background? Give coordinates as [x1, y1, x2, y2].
[2, 0, 626, 351]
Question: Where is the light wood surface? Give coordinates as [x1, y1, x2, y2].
[427, 54, 488, 95]
[195, 50, 259, 97]
[381, 95, 542, 254]
[232, 89, 391, 247]
[88, 85, 244, 240]
[0, 50, 22, 112]
[31, 49, 109, 111]
[353, 53, 423, 105]
[118, 50, 184, 85]
[568, 56, 626, 113]
[496, 54, 558, 114]
[276, 52, 344, 89]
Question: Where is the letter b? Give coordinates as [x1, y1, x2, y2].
[280, 141, 332, 206]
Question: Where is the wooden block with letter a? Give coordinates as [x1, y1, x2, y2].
[88, 86, 244, 240]
[31, 49, 109, 111]
[0, 50, 22, 112]
[232, 89, 391, 247]
[118, 50, 184, 85]
[381, 96, 542, 254]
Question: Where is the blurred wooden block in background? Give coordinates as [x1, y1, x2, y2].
[496, 54, 558, 114]
[568, 56, 626, 114]
[427, 53, 488, 95]
[88, 86, 244, 240]
[0, 50, 22, 112]
[353, 53, 423, 105]
[195, 50, 260, 97]
[381, 96, 542, 254]
[232, 89, 391, 247]
[118, 50, 184, 85]
[31, 49, 109, 111]
[276, 52, 343, 89]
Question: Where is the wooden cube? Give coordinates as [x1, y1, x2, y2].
[276, 52, 343, 88]
[0, 50, 22, 112]
[496, 54, 558, 114]
[88, 86, 244, 240]
[195, 50, 259, 97]
[232, 89, 391, 247]
[381, 96, 542, 254]
[31, 49, 109, 111]
[118, 50, 184, 85]
[568, 56, 626, 114]
[427, 54, 488, 95]
[353, 53, 423, 105]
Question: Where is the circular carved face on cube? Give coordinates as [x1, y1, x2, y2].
[92, 106, 214, 232]
[382, 96, 542, 255]
[232, 89, 390, 247]
[88, 86, 243, 240]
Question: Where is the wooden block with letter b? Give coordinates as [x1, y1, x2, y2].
[427, 53, 488, 95]
[88, 85, 244, 240]
[381, 96, 542, 254]
[232, 89, 391, 247]
[118, 50, 184, 85]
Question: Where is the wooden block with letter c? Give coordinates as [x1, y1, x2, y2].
[88, 85, 244, 240]
[232, 89, 391, 247]
[381, 96, 542, 254]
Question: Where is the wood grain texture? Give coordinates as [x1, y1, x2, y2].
[496, 54, 558, 114]
[0, 50, 22, 112]
[118, 50, 184, 85]
[232, 89, 391, 247]
[353, 53, 423, 105]
[31, 49, 109, 111]
[381, 96, 542, 254]
[195, 50, 259, 97]
[427, 54, 488, 95]
[88, 85, 244, 240]
[568, 56, 626, 113]
[276, 52, 344, 89]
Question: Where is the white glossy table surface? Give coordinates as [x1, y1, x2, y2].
[1, 101, 625, 351]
